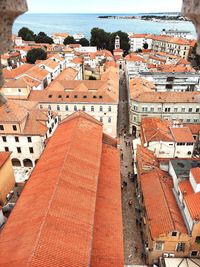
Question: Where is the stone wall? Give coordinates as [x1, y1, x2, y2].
[0, 0, 27, 89]
[182, 0, 200, 54]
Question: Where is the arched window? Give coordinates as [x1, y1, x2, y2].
[23, 159, 33, 167]
[11, 158, 21, 167]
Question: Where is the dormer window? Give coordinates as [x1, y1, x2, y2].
[58, 95, 62, 98]
[99, 96, 103, 99]
[48, 95, 52, 98]
[12, 125, 17, 131]
[74, 95, 78, 98]
[66, 95, 69, 98]
[93, 96, 97, 99]
[83, 95, 87, 99]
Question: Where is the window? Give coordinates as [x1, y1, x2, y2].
[29, 147, 34, 154]
[191, 251, 198, 257]
[187, 119, 190, 123]
[83, 95, 87, 99]
[108, 106, 112, 112]
[4, 147, 9, 152]
[17, 147, 21, 153]
[12, 125, 17, 131]
[82, 106, 86, 111]
[181, 107, 185, 112]
[194, 119, 198, 123]
[0, 125, 4, 131]
[100, 117, 103, 122]
[58, 95, 62, 98]
[142, 107, 148, 112]
[2, 136, 6, 142]
[91, 106, 94, 112]
[57, 105, 60, 111]
[74, 95, 78, 99]
[99, 106, 103, 112]
[99, 95, 103, 99]
[15, 136, 19, 142]
[40, 104, 43, 109]
[150, 107, 154, 112]
[196, 108, 200, 113]
[133, 105, 138, 111]
[48, 105, 51, 110]
[18, 88, 21, 93]
[108, 117, 112, 123]
[188, 108, 192, 112]
[66, 95, 69, 98]
[155, 242, 164, 251]
[158, 107, 162, 112]
[48, 95, 52, 98]
[172, 231, 177, 237]
[27, 137, 32, 143]
[176, 242, 185, 252]
[65, 105, 68, 111]
[174, 108, 178, 112]
[165, 108, 170, 112]
[74, 105, 77, 111]
[195, 236, 200, 244]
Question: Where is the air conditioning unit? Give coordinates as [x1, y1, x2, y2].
[168, 253, 175, 258]
[163, 253, 169, 257]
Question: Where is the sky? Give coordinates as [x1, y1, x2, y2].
[27, 0, 183, 14]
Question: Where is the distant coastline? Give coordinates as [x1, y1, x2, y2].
[98, 15, 190, 22]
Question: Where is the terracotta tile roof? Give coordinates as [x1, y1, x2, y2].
[0, 111, 123, 267]
[152, 35, 191, 46]
[55, 68, 78, 81]
[91, 144, 124, 267]
[0, 152, 10, 168]
[125, 53, 146, 62]
[24, 65, 49, 81]
[3, 64, 33, 79]
[170, 127, 195, 143]
[129, 79, 200, 103]
[191, 168, 200, 184]
[156, 64, 195, 73]
[136, 145, 158, 176]
[179, 180, 194, 196]
[141, 117, 173, 143]
[71, 57, 83, 64]
[184, 124, 200, 135]
[40, 59, 59, 69]
[184, 192, 200, 220]
[0, 101, 29, 123]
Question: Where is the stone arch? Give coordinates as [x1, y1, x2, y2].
[11, 158, 21, 167]
[23, 158, 33, 167]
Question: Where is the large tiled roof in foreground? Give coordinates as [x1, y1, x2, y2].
[0, 111, 123, 267]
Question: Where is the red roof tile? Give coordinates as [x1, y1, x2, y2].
[0, 152, 10, 168]
[170, 127, 195, 143]
[191, 168, 200, 184]
[91, 144, 124, 267]
[0, 111, 123, 267]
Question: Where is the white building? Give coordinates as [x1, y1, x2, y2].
[52, 33, 69, 45]
[129, 33, 153, 52]
[141, 117, 195, 158]
[161, 29, 194, 40]
[0, 100, 58, 182]
[125, 53, 148, 79]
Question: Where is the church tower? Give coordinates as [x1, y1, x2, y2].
[115, 35, 120, 50]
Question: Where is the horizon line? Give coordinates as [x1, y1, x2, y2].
[25, 11, 181, 14]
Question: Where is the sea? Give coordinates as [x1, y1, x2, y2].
[13, 13, 196, 39]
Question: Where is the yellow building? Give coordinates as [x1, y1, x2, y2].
[0, 152, 15, 204]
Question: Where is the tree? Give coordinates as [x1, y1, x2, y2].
[78, 38, 90, 46]
[109, 31, 130, 55]
[143, 42, 149, 50]
[90, 28, 111, 49]
[26, 48, 47, 64]
[34, 32, 54, 44]
[63, 36, 76, 45]
[18, 27, 35, 41]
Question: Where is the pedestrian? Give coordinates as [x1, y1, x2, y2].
[123, 181, 127, 187]
[121, 184, 124, 190]
[125, 140, 127, 146]
[134, 246, 138, 253]
[121, 153, 124, 160]
[128, 199, 132, 206]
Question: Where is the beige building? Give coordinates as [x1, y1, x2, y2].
[136, 146, 200, 265]
[28, 66, 119, 137]
[0, 152, 15, 205]
[128, 78, 200, 137]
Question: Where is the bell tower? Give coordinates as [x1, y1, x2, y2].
[115, 35, 120, 50]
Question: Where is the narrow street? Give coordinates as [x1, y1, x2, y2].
[118, 75, 145, 266]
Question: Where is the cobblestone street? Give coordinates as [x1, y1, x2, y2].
[118, 76, 145, 266]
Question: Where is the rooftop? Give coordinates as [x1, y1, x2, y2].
[0, 152, 10, 168]
[0, 111, 124, 267]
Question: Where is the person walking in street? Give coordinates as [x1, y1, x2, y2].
[128, 199, 133, 207]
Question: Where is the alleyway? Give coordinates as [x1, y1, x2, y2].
[118, 76, 145, 266]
